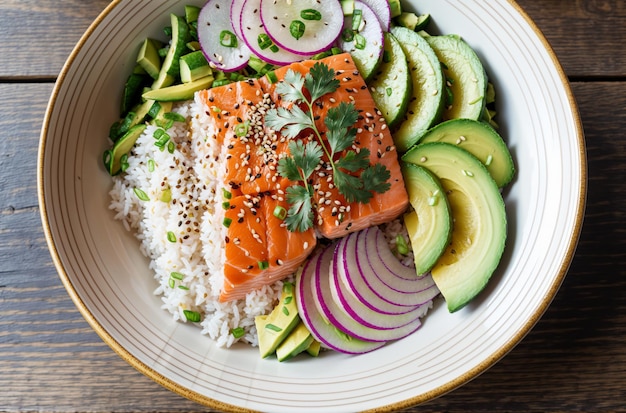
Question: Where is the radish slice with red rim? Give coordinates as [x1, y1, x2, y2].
[336, 0, 384, 80]
[240, 0, 314, 65]
[198, 0, 251, 72]
[295, 247, 385, 354]
[359, 0, 391, 31]
[230, 0, 246, 39]
[259, 0, 344, 56]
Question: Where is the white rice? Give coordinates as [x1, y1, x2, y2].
[108, 95, 285, 348]
[107, 94, 416, 349]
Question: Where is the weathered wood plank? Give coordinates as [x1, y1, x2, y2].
[0, 0, 624, 78]
[1, 80, 624, 411]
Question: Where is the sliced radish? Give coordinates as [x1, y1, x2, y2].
[311, 244, 423, 342]
[230, 0, 246, 39]
[240, 0, 314, 65]
[336, 0, 384, 80]
[336, 228, 439, 313]
[259, 0, 344, 56]
[359, 0, 391, 31]
[198, 0, 251, 72]
[295, 247, 385, 354]
[330, 240, 431, 328]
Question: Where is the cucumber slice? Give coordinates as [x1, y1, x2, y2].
[104, 124, 147, 176]
[152, 14, 190, 89]
[401, 162, 452, 276]
[418, 119, 515, 187]
[425, 35, 488, 121]
[389, 26, 445, 152]
[369, 32, 411, 128]
[136, 38, 163, 80]
[179, 50, 211, 83]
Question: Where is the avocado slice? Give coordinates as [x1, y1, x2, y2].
[136, 38, 163, 80]
[418, 119, 515, 188]
[276, 321, 315, 362]
[425, 34, 488, 121]
[402, 142, 507, 312]
[255, 282, 300, 358]
[369, 32, 411, 128]
[389, 26, 445, 153]
[401, 162, 452, 276]
[142, 75, 214, 102]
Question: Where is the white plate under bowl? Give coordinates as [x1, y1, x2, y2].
[38, 0, 586, 411]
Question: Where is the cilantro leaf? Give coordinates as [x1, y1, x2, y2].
[362, 163, 392, 194]
[285, 185, 315, 232]
[277, 69, 306, 102]
[305, 62, 340, 102]
[335, 149, 370, 172]
[334, 169, 373, 204]
[265, 106, 314, 138]
[288, 140, 323, 180]
[325, 102, 359, 154]
[277, 156, 302, 182]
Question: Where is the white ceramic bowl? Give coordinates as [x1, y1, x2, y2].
[38, 0, 586, 411]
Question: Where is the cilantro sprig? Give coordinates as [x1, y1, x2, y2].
[265, 62, 391, 232]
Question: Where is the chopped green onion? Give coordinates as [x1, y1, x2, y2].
[257, 33, 273, 50]
[212, 78, 231, 87]
[167, 141, 175, 154]
[153, 128, 166, 140]
[258, 260, 269, 270]
[300, 9, 322, 20]
[212, 106, 222, 113]
[234, 121, 250, 137]
[290, 20, 305, 40]
[183, 310, 201, 323]
[134, 188, 150, 201]
[282, 306, 290, 316]
[155, 118, 174, 130]
[273, 205, 287, 220]
[351, 9, 363, 31]
[222, 201, 230, 210]
[170, 271, 184, 280]
[284, 296, 293, 305]
[395, 235, 409, 255]
[266, 71, 279, 84]
[178, 285, 190, 290]
[341, 27, 354, 42]
[167, 231, 177, 243]
[222, 188, 232, 199]
[164, 112, 186, 123]
[354, 33, 366, 50]
[160, 188, 172, 202]
[231, 327, 245, 338]
[148, 159, 155, 172]
[283, 282, 294, 294]
[154, 133, 170, 148]
[168, 278, 175, 288]
[269, 44, 280, 53]
[386, 87, 393, 96]
[219, 30, 237, 48]
[265, 323, 282, 332]
[103, 149, 113, 170]
[331, 46, 343, 55]
[120, 153, 130, 172]
[223, 217, 233, 228]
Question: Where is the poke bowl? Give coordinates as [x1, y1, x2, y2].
[38, 0, 586, 411]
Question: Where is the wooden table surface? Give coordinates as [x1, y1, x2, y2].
[1, 0, 624, 411]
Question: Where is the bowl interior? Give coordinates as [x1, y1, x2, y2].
[39, 0, 585, 411]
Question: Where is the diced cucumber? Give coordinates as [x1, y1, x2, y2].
[184, 5, 201, 24]
[369, 32, 411, 128]
[395, 12, 430, 31]
[104, 124, 147, 176]
[142, 75, 214, 102]
[152, 14, 191, 90]
[390, 26, 445, 152]
[120, 73, 147, 115]
[136, 38, 163, 80]
[388, 0, 402, 17]
[179, 51, 211, 83]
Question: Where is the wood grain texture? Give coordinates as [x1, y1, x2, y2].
[1, 0, 625, 412]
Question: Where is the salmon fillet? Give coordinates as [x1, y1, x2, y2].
[198, 53, 408, 302]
